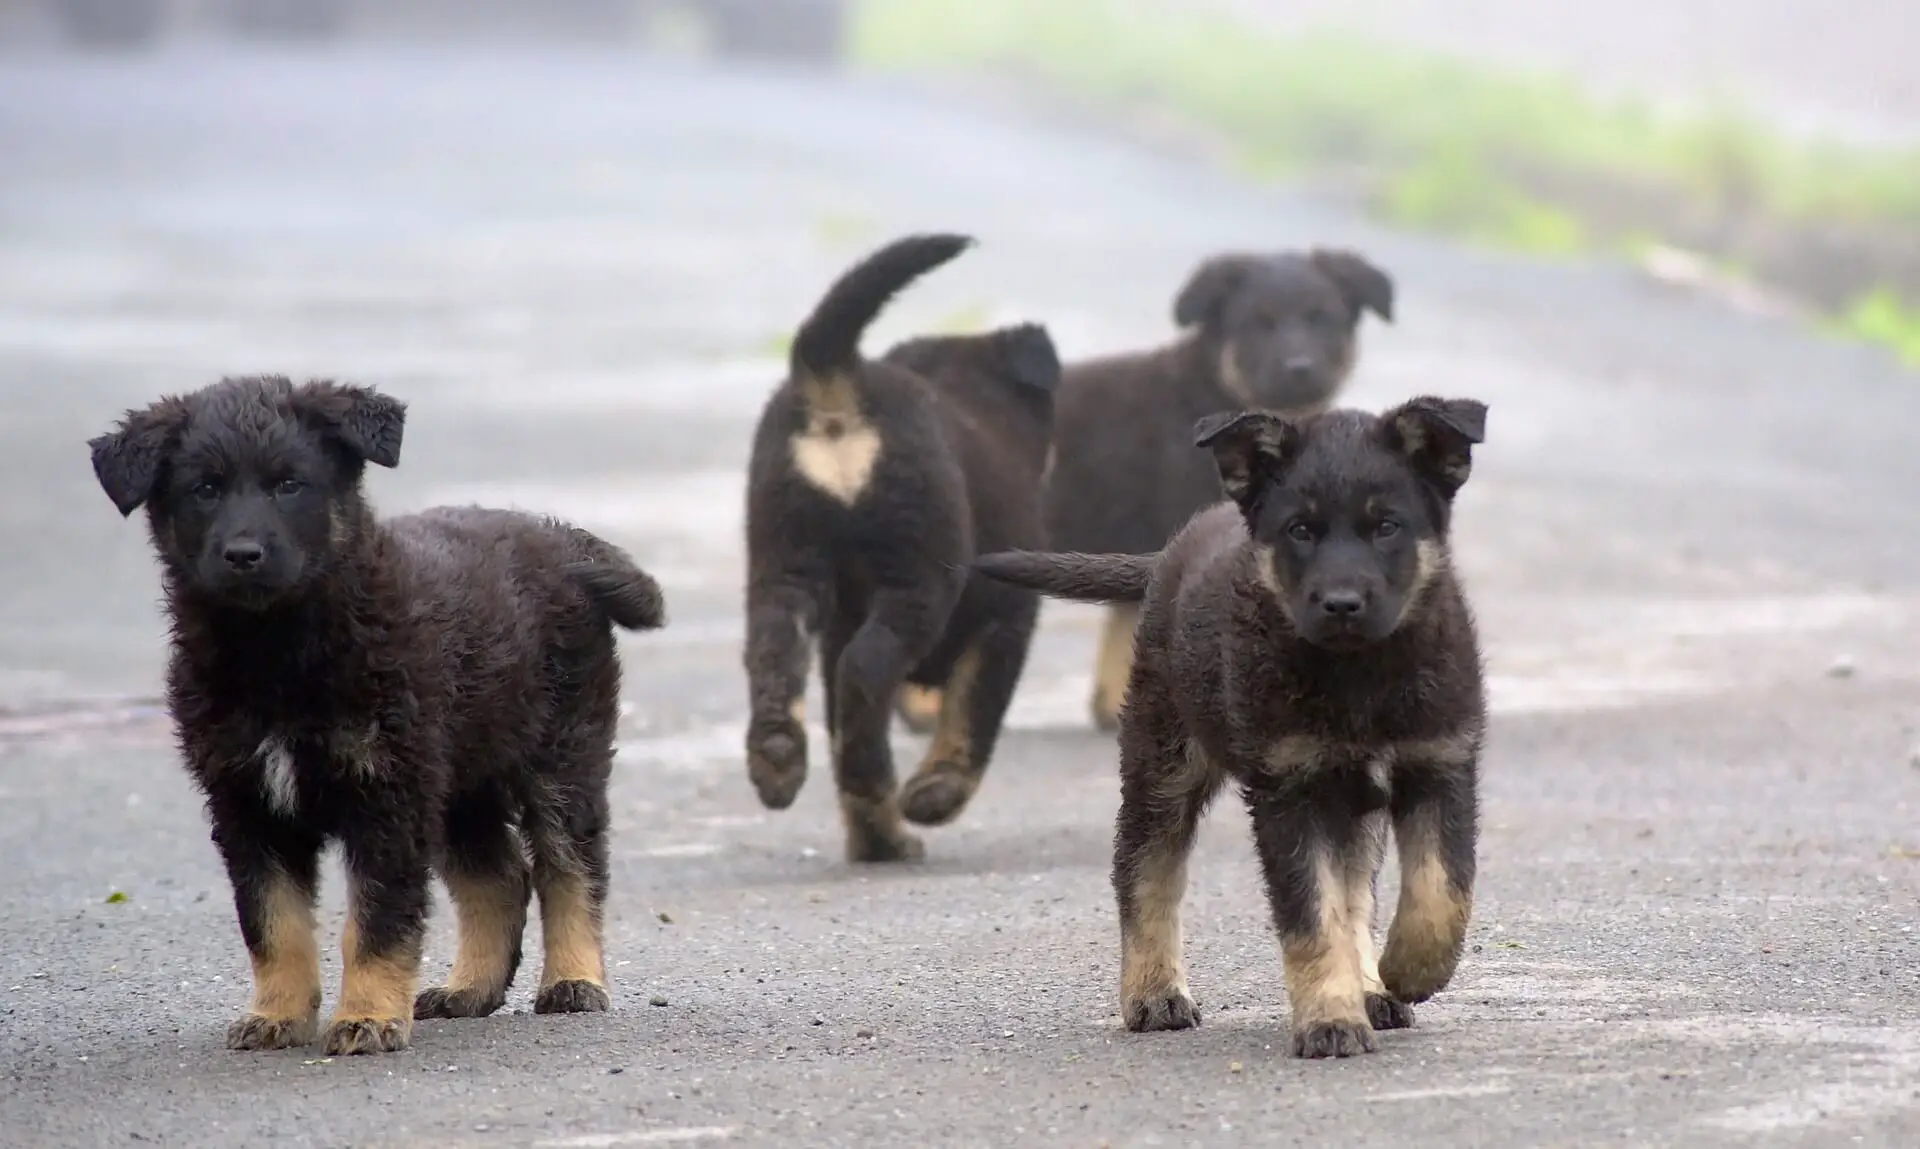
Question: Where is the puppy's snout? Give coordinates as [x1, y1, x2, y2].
[223, 540, 266, 573]
[1317, 589, 1365, 618]
[1283, 355, 1317, 378]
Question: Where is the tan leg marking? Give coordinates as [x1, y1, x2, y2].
[537, 872, 606, 990]
[1280, 849, 1368, 1036]
[900, 646, 986, 826]
[1379, 834, 1472, 1004]
[445, 870, 524, 997]
[1119, 847, 1191, 1013]
[324, 906, 419, 1055]
[1347, 815, 1389, 998]
[227, 871, 322, 1050]
[1090, 603, 1140, 730]
[893, 683, 941, 734]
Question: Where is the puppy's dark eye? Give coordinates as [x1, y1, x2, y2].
[1286, 521, 1315, 544]
[1375, 519, 1401, 539]
[273, 477, 307, 498]
[189, 479, 221, 502]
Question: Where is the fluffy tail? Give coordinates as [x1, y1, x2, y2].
[971, 550, 1154, 604]
[561, 526, 666, 631]
[791, 233, 975, 379]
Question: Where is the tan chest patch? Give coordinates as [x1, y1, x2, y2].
[790, 414, 883, 506]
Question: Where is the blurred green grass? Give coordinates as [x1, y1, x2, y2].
[848, 0, 1920, 363]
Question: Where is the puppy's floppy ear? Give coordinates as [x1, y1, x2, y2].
[1310, 248, 1395, 323]
[1193, 409, 1303, 509]
[290, 380, 406, 468]
[1173, 254, 1258, 329]
[1382, 396, 1486, 500]
[996, 322, 1062, 394]
[88, 396, 190, 517]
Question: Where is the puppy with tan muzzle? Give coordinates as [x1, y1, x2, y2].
[89, 376, 666, 1056]
[973, 395, 1487, 1059]
[896, 247, 1394, 734]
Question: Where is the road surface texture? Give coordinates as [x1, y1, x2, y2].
[2, 38, 1918, 1149]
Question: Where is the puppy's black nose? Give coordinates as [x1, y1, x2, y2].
[223, 541, 265, 572]
[1319, 589, 1365, 617]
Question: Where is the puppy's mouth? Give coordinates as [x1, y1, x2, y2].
[1298, 617, 1393, 652]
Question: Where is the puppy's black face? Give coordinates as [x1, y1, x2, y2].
[1196, 398, 1485, 651]
[1174, 249, 1394, 414]
[89, 376, 406, 611]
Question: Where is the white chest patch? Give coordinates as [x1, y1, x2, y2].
[790, 418, 882, 507]
[256, 736, 298, 816]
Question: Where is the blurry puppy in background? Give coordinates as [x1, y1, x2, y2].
[900, 249, 1394, 734]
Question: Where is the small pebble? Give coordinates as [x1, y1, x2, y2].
[656, 911, 674, 924]
[649, 995, 668, 1007]
[1229, 1061, 1244, 1074]
[1826, 656, 1856, 679]
[608, 1067, 625, 1075]
[856, 1028, 875, 1039]
[811, 1015, 825, 1026]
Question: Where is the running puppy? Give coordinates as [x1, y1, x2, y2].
[1009, 249, 1394, 733]
[88, 376, 666, 1056]
[742, 233, 1060, 862]
[974, 396, 1486, 1058]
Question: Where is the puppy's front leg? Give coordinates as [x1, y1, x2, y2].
[1379, 744, 1480, 1004]
[329, 786, 431, 1055]
[1247, 788, 1375, 1058]
[207, 782, 324, 1051]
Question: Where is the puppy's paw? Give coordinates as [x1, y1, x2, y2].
[899, 763, 979, 827]
[413, 985, 506, 1020]
[225, 1012, 317, 1051]
[322, 1016, 411, 1056]
[535, 980, 611, 1015]
[746, 720, 808, 810]
[894, 685, 942, 735]
[1365, 992, 1415, 1031]
[1291, 1019, 1376, 1059]
[845, 824, 926, 864]
[1123, 988, 1201, 1033]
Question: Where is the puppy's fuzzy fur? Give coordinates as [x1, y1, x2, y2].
[974, 396, 1486, 1059]
[1016, 249, 1394, 733]
[89, 376, 666, 1056]
[742, 233, 1060, 862]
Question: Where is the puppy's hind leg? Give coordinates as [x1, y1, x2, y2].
[1090, 603, 1140, 733]
[1114, 695, 1222, 1032]
[744, 576, 821, 810]
[900, 589, 1039, 827]
[524, 735, 616, 1015]
[415, 788, 530, 1020]
[831, 587, 951, 862]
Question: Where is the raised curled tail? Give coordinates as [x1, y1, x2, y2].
[972, 550, 1154, 604]
[561, 526, 666, 631]
[791, 233, 974, 379]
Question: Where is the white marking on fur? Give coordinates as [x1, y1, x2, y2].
[789, 389, 882, 506]
[256, 736, 297, 816]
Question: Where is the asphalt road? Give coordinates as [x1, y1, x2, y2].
[1, 40, 1918, 1149]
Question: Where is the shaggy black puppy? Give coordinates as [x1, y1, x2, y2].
[89, 375, 666, 1056]
[1038, 248, 1395, 731]
[742, 233, 1060, 862]
[975, 396, 1486, 1059]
